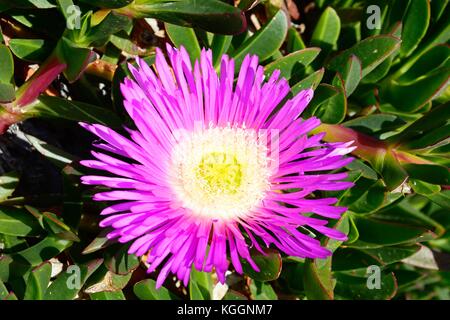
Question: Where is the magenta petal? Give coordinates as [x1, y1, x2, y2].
[79, 44, 355, 289]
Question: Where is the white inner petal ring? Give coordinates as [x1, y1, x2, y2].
[168, 126, 272, 220]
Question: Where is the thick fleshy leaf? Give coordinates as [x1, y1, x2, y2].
[104, 244, 139, 275]
[242, 249, 282, 282]
[380, 66, 450, 113]
[264, 48, 321, 80]
[402, 163, 450, 185]
[403, 124, 450, 150]
[315, 74, 347, 124]
[387, 103, 450, 144]
[90, 290, 126, 300]
[344, 114, 405, 135]
[304, 83, 340, 118]
[303, 257, 334, 300]
[328, 35, 401, 77]
[0, 44, 14, 84]
[339, 55, 362, 96]
[133, 279, 179, 300]
[23, 261, 52, 300]
[0, 0, 56, 9]
[0, 280, 8, 299]
[210, 34, 232, 67]
[165, 23, 201, 62]
[8, 39, 54, 62]
[303, 216, 349, 300]
[332, 248, 381, 272]
[310, 7, 341, 56]
[291, 68, 325, 94]
[423, 190, 450, 210]
[0, 172, 19, 201]
[340, 179, 386, 214]
[0, 255, 28, 282]
[0, 237, 72, 281]
[346, 215, 360, 244]
[10, 236, 72, 267]
[115, 0, 246, 35]
[79, 0, 132, 8]
[362, 56, 393, 83]
[334, 272, 398, 300]
[83, 11, 132, 47]
[380, 151, 408, 191]
[400, 0, 430, 57]
[362, 245, 421, 265]
[346, 159, 378, 180]
[0, 83, 15, 103]
[231, 10, 288, 69]
[0, 234, 28, 254]
[43, 259, 103, 300]
[350, 217, 436, 247]
[397, 45, 450, 84]
[0, 206, 42, 237]
[190, 268, 213, 300]
[57, 37, 95, 82]
[411, 180, 441, 196]
[222, 290, 248, 300]
[84, 266, 132, 293]
[82, 230, 113, 255]
[249, 280, 277, 300]
[42, 211, 80, 241]
[372, 199, 445, 237]
[24, 95, 122, 127]
[287, 27, 306, 52]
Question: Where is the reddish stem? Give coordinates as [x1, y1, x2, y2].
[15, 56, 67, 107]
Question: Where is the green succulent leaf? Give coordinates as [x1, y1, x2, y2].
[165, 23, 201, 62]
[24, 95, 122, 127]
[334, 272, 398, 300]
[264, 48, 321, 81]
[328, 35, 401, 77]
[291, 68, 325, 94]
[116, 0, 246, 35]
[104, 244, 139, 275]
[0, 44, 14, 84]
[350, 217, 436, 247]
[23, 261, 52, 300]
[134, 279, 180, 300]
[89, 290, 126, 300]
[189, 268, 213, 300]
[400, 0, 430, 57]
[0, 83, 15, 103]
[242, 249, 282, 282]
[0, 172, 19, 202]
[0, 206, 42, 237]
[231, 10, 288, 69]
[249, 279, 277, 300]
[8, 39, 54, 62]
[311, 7, 341, 56]
[43, 259, 103, 300]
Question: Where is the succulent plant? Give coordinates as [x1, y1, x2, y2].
[0, 0, 449, 300]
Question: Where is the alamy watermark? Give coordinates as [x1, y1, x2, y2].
[66, 5, 81, 30]
[66, 265, 81, 290]
[366, 265, 381, 290]
[366, 5, 382, 30]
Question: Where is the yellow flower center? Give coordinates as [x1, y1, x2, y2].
[196, 152, 242, 195]
[168, 126, 271, 220]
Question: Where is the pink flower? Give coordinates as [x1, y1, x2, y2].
[80, 45, 355, 288]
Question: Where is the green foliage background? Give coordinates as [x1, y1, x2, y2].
[0, 0, 449, 300]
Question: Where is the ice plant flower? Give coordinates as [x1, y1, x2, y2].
[80, 45, 355, 288]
